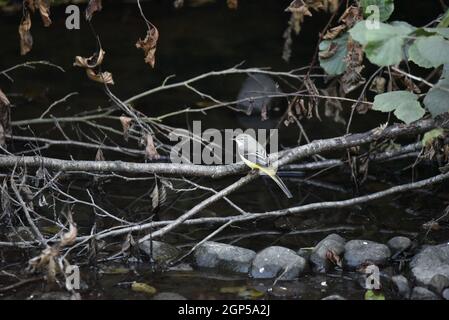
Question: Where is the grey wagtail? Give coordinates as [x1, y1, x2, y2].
[234, 133, 293, 198]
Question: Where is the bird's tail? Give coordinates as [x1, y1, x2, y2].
[259, 166, 293, 198]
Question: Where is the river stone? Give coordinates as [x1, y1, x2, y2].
[250, 246, 307, 280]
[429, 274, 449, 294]
[139, 240, 181, 264]
[321, 294, 346, 300]
[410, 287, 440, 300]
[36, 292, 79, 300]
[443, 288, 449, 300]
[387, 236, 412, 254]
[153, 292, 187, 300]
[410, 244, 449, 286]
[392, 275, 410, 298]
[310, 233, 345, 273]
[344, 240, 391, 269]
[193, 241, 256, 273]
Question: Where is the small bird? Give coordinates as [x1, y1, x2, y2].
[234, 133, 293, 198]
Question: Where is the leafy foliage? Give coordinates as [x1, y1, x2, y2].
[373, 91, 425, 124]
[423, 65, 449, 116]
[360, 0, 394, 22]
[319, 33, 349, 75]
[349, 21, 415, 66]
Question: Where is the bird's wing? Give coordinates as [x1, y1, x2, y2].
[240, 148, 270, 167]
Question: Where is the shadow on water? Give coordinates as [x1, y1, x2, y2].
[0, 0, 448, 300]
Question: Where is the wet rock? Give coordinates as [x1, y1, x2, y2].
[321, 294, 346, 300]
[310, 234, 345, 273]
[410, 244, 449, 286]
[344, 240, 391, 269]
[387, 236, 412, 254]
[296, 248, 311, 261]
[36, 291, 79, 300]
[193, 241, 256, 274]
[392, 275, 410, 298]
[139, 240, 181, 264]
[153, 292, 187, 300]
[410, 287, 440, 300]
[429, 274, 449, 294]
[250, 246, 307, 280]
[443, 288, 449, 300]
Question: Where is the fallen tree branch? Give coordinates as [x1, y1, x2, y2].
[1, 118, 444, 177]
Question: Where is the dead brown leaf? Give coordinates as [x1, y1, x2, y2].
[144, 134, 160, 160]
[322, 25, 346, 40]
[326, 249, 342, 267]
[36, 0, 52, 27]
[19, 10, 33, 56]
[0, 89, 11, 147]
[119, 116, 132, 141]
[227, 0, 238, 10]
[73, 49, 106, 69]
[136, 25, 159, 68]
[86, 0, 103, 21]
[86, 69, 114, 85]
[95, 148, 105, 161]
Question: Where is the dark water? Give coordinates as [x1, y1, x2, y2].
[1, 0, 448, 300]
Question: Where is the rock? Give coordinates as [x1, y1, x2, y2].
[344, 240, 391, 269]
[250, 246, 307, 280]
[392, 275, 410, 298]
[321, 294, 346, 300]
[139, 240, 181, 264]
[152, 292, 187, 300]
[296, 248, 311, 261]
[36, 292, 79, 300]
[410, 287, 440, 300]
[410, 244, 449, 286]
[387, 236, 412, 254]
[443, 288, 449, 300]
[193, 241, 256, 274]
[310, 234, 345, 273]
[429, 274, 449, 294]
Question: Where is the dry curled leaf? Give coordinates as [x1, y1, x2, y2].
[227, 0, 238, 10]
[144, 134, 160, 160]
[119, 116, 132, 141]
[0, 89, 10, 107]
[319, 42, 338, 59]
[86, 69, 114, 85]
[19, 10, 33, 55]
[322, 25, 346, 40]
[60, 222, 77, 247]
[86, 0, 102, 21]
[36, 0, 52, 27]
[136, 25, 159, 68]
[95, 148, 105, 161]
[174, 0, 184, 9]
[73, 49, 106, 69]
[326, 249, 342, 267]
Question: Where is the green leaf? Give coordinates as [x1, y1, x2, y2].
[319, 33, 349, 75]
[349, 21, 415, 66]
[408, 42, 434, 68]
[424, 81, 449, 117]
[365, 290, 386, 300]
[373, 91, 425, 124]
[423, 27, 449, 39]
[413, 35, 449, 68]
[360, 0, 394, 22]
[438, 9, 449, 28]
[422, 128, 445, 146]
